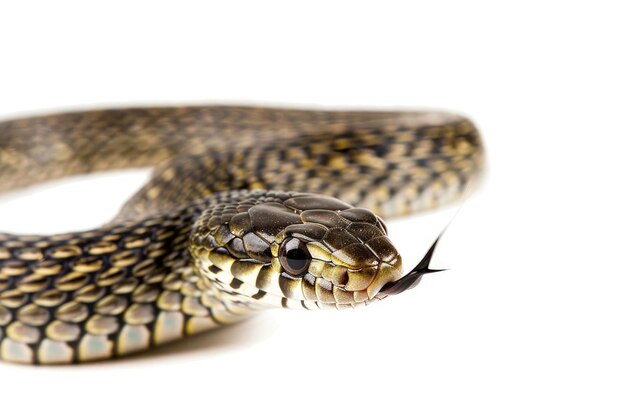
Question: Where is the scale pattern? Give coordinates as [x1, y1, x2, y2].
[0, 106, 483, 364]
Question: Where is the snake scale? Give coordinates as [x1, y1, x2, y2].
[0, 106, 483, 364]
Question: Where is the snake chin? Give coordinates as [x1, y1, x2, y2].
[189, 190, 406, 309]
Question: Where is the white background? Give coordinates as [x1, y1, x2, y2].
[0, 1, 625, 416]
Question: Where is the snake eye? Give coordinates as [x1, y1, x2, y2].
[279, 238, 311, 276]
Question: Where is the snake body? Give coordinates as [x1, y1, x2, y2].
[0, 106, 483, 364]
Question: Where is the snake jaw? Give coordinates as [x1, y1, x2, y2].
[365, 259, 404, 300]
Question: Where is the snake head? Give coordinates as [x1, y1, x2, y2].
[190, 190, 408, 309]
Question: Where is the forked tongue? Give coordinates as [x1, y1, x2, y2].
[378, 231, 446, 296]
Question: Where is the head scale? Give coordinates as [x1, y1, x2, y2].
[190, 190, 404, 309]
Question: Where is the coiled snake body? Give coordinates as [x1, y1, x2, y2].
[0, 106, 483, 364]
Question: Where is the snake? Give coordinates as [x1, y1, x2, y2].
[0, 106, 483, 365]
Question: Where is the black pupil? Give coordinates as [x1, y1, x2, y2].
[286, 248, 308, 271]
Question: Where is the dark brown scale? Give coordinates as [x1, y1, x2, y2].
[301, 210, 351, 228]
[322, 228, 361, 252]
[283, 224, 328, 242]
[346, 223, 384, 243]
[242, 233, 273, 263]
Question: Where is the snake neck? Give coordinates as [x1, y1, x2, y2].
[0, 194, 259, 364]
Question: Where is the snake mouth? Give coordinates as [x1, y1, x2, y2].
[377, 234, 445, 297]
